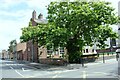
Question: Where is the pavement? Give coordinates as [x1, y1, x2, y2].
[13, 54, 117, 71]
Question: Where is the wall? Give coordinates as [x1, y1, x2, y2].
[16, 41, 38, 62]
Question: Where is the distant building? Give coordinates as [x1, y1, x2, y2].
[16, 41, 38, 62]
[2, 50, 8, 59]
[96, 1, 120, 53]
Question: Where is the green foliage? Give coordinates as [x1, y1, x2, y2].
[8, 39, 17, 53]
[47, 1, 119, 62]
[20, 1, 119, 63]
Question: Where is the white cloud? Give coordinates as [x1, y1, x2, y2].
[0, 0, 25, 9]
[0, 19, 28, 51]
[0, 9, 31, 19]
[26, 0, 51, 8]
[0, 0, 51, 9]
[0, 0, 51, 51]
[0, 9, 33, 51]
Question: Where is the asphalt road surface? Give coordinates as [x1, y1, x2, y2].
[0, 58, 120, 79]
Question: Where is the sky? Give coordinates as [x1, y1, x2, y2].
[0, 0, 120, 51]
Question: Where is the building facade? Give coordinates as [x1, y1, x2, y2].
[2, 50, 8, 59]
[30, 10, 68, 60]
[16, 41, 38, 62]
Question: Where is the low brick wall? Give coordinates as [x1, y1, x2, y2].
[39, 58, 68, 65]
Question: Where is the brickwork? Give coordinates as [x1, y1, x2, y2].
[39, 58, 68, 65]
[16, 41, 38, 62]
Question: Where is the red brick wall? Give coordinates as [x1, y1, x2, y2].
[27, 41, 38, 62]
[31, 19, 37, 26]
[16, 41, 38, 62]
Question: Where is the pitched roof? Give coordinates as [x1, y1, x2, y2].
[34, 19, 48, 24]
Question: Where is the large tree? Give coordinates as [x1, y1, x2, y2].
[20, 1, 119, 63]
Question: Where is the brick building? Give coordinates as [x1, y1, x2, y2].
[16, 10, 47, 62]
[16, 41, 38, 62]
[30, 10, 64, 59]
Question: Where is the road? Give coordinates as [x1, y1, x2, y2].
[0, 58, 120, 79]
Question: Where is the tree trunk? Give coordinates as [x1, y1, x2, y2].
[66, 38, 82, 63]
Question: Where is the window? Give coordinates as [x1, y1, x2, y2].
[86, 49, 88, 53]
[92, 49, 94, 52]
[84, 50, 85, 53]
[60, 47, 64, 54]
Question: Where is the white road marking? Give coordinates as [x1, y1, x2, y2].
[22, 68, 31, 71]
[93, 72, 108, 75]
[25, 71, 52, 78]
[52, 75, 58, 78]
[15, 69, 25, 77]
[6, 64, 23, 66]
[83, 71, 87, 79]
[9, 66, 25, 77]
[52, 71, 62, 78]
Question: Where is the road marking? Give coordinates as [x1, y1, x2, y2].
[9, 66, 25, 77]
[22, 68, 30, 71]
[15, 70, 25, 77]
[93, 72, 108, 75]
[10, 66, 14, 69]
[52, 71, 63, 78]
[24, 71, 52, 78]
[52, 70, 75, 78]
[83, 71, 87, 79]
[52, 75, 58, 78]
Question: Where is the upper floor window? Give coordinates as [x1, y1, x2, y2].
[92, 49, 94, 52]
[86, 49, 88, 53]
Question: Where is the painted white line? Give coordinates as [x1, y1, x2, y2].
[83, 71, 87, 79]
[52, 70, 68, 78]
[10, 66, 14, 70]
[52, 71, 62, 78]
[15, 70, 24, 77]
[26, 71, 53, 78]
[22, 68, 30, 71]
[52, 75, 58, 78]
[9, 66, 24, 77]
